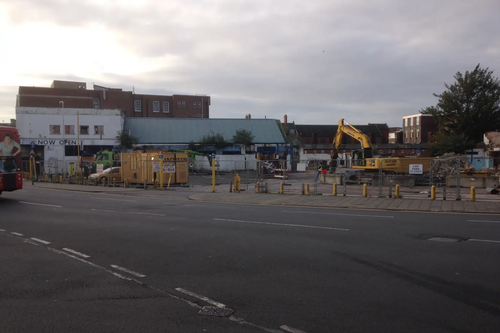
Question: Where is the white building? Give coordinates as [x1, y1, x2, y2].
[16, 107, 124, 174]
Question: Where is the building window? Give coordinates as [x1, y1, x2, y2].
[93, 98, 101, 109]
[153, 101, 160, 113]
[94, 125, 104, 135]
[193, 101, 197, 108]
[416, 117, 420, 125]
[198, 101, 202, 109]
[65, 125, 74, 135]
[177, 101, 181, 109]
[49, 125, 61, 135]
[182, 101, 186, 108]
[80, 125, 89, 135]
[162, 101, 169, 113]
[410, 118, 413, 126]
[134, 100, 142, 112]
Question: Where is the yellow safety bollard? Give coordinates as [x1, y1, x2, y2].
[256, 182, 260, 193]
[306, 183, 310, 195]
[103, 178, 107, 187]
[84, 177, 87, 186]
[395, 184, 400, 198]
[280, 182, 284, 194]
[431, 185, 436, 200]
[44, 174, 48, 183]
[59, 175, 63, 183]
[93, 178, 97, 186]
[333, 183, 337, 196]
[113, 179, 116, 188]
[363, 183, 368, 197]
[471, 186, 476, 202]
[124, 179, 129, 188]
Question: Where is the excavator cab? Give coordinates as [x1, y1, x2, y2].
[351, 148, 373, 166]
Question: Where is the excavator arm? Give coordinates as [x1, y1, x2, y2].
[331, 119, 373, 168]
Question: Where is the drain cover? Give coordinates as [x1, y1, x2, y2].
[428, 237, 463, 242]
[198, 306, 234, 317]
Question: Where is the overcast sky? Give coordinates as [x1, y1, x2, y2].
[1, 0, 499, 127]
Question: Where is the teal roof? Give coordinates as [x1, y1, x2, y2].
[124, 118, 286, 144]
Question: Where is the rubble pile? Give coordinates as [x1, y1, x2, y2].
[430, 153, 470, 178]
[481, 167, 500, 177]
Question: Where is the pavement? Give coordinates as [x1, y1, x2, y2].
[21, 181, 500, 214]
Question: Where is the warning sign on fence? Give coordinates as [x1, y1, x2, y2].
[163, 163, 176, 173]
[409, 164, 423, 174]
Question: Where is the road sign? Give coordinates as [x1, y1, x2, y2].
[29, 149, 35, 156]
[211, 154, 215, 159]
[30, 141, 35, 149]
[159, 155, 164, 159]
[409, 164, 423, 175]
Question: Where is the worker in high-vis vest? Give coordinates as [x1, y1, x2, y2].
[316, 162, 322, 182]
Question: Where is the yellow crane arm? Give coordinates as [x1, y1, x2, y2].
[332, 119, 373, 150]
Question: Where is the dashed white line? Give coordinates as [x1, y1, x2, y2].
[20, 201, 62, 208]
[30, 237, 51, 245]
[468, 220, 500, 224]
[91, 209, 166, 217]
[110, 265, 146, 278]
[62, 248, 90, 258]
[213, 218, 349, 232]
[283, 210, 394, 219]
[48, 247, 134, 282]
[0, 229, 5, 232]
[280, 325, 309, 333]
[175, 288, 227, 308]
[11, 232, 23, 236]
[469, 238, 500, 244]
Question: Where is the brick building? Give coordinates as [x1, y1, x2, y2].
[17, 80, 210, 119]
[402, 113, 437, 144]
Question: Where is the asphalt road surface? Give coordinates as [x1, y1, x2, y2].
[1, 187, 500, 333]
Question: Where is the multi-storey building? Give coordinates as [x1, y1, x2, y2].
[17, 80, 210, 118]
[16, 107, 124, 174]
[402, 113, 437, 144]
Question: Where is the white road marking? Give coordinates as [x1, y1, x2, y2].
[0, 229, 5, 232]
[8, 236, 280, 333]
[110, 265, 146, 278]
[48, 247, 134, 281]
[280, 325, 309, 333]
[283, 210, 394, 219]
[20, 201, 62, 208]
[62, 248, 90, 258]
[30, 237, 51, 245]
[11, 232, 23, 236]
[175, 287, 226, 308]
[213, 218, 349, 232]
[93, 197, 137, 203]
[468, 220, 500, 224]
[469, 238, 500, 244]
[91, 209, 166, 217]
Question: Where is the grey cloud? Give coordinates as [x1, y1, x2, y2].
[2, 0, 500, 126]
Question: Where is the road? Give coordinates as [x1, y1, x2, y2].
[1, 187, 500, 333]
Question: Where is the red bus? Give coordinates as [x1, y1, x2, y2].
[0, 126, 23, 194]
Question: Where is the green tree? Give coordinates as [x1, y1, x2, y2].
[421, 64, 500, 154]
[232, 129, 254, 146]
[200, 131, 227, 148]
[427, 132, 477, 156]
[116, 130, 139, 150]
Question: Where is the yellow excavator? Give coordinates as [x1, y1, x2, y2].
[330, 119, 432, 173]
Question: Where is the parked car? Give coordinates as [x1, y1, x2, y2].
[89, 167, 121, 183]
